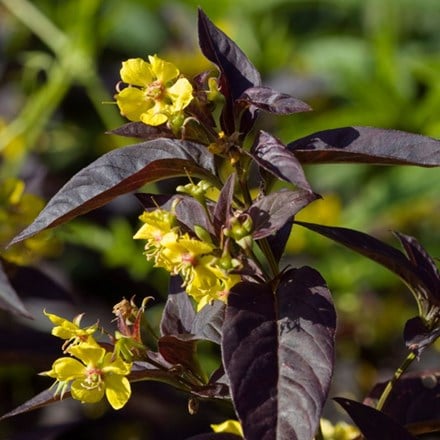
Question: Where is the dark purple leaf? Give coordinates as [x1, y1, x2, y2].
[403, 316, 440, 356]
[198, 9, 261, 135]
[158, 335, 200, 377]
[197, 9, 261, 104]
[1, 388, 69, 420]
[191, 300, 225, 344]
[266, 219, 294, 263]
[238, 87, 311, 115]
[128, 361, 183, 385]
[160, 276, 195, 336]
[288, 126, 440, 166]
[10, 139, 215, 245]
[364, 370, 440, 429]
[222, 267, 336, 440]
[334, 397, 416, 440]
[251, 131, 313, 191]
[248, 190, 318, 240]
[395, 232, 440, 301]
[213, 173, 236, 235]
[10, 265, 73, 302]
[294, 222, 440, 322]
[0, 260, 32, 318]
[107, 122, 174, 140]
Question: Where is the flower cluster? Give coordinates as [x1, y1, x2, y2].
[42, 311, 133, 410]
[134, 206, 240, 310]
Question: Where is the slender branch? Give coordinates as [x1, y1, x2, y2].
[376, 350, 417, 411]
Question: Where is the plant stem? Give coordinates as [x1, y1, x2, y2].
[376, 350, 416, 411]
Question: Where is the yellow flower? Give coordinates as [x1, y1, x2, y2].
[211, 420, 243, 437]
[159, 233, 215, 276]
[133, 209, 177, 259]
[0, 178, 61, 265]
[320, 419, 359, 440]
[44, 310, 98, 350]
[42, 340, 132, 410]
[115, 55, 193, 127]
[187, 259, 240, 311]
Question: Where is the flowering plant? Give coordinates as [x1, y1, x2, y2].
[2, 8, 440, 440]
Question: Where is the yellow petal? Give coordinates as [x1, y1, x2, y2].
[52, 357, 85, 381]
[43, 310, 66, 326]
[211, 420, 243, 437]
[120, 58, 153, 86]
[105, 375, 131, 410]
[67, 341, 105, 364]
[167, 77, 194, 111]
[115, 87, 152, 122]
[148, 54, 179, 83]
[71, 379, 105, 403]
[140, 111, 168, 126]
[102, 352, 132, 375]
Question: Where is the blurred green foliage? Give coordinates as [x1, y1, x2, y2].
[0, 0, 439, 437]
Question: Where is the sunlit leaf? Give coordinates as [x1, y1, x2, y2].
[249, 190, 318, 239]
[222, 267, 336, 440]
[288, 126, 440, 166]
[10, 139, 215, 245]
[191, 300, 225, 345]
[251, 131, 314, 191]
[197, 9, 261, 103]
[238, 87, 311, 115]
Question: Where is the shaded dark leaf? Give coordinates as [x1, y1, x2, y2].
[288, 126, 440, 166]
[238, 87, 311, 115]
[0, 260, 32, 318]
[395, 232, 440, 301]
[251, 131, 313, 191]
[10, 139, 215, 245]
[249, 190, 318, 240]
[222, 267, 336, 440]
[1, 388, 68, 420]
[364, 370, 440, 430]
[334, 397, 416, 440]
[10, 265, 73, 302]
[197, 9, 261, 103]
[160, 276, 195, 336]
[266, 219, 294, 263]
[403, 316, 440, 356]
[191, 300, 225, 345]
[294, 221, 440, 322]
[107, 122, 174, 140]
[128, 361, 183, 386]
[158, 335, 199, 376]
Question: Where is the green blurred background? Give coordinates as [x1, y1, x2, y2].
[0, 0, 439, 438]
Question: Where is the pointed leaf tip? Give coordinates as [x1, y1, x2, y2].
[9, 139, 215, 245]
